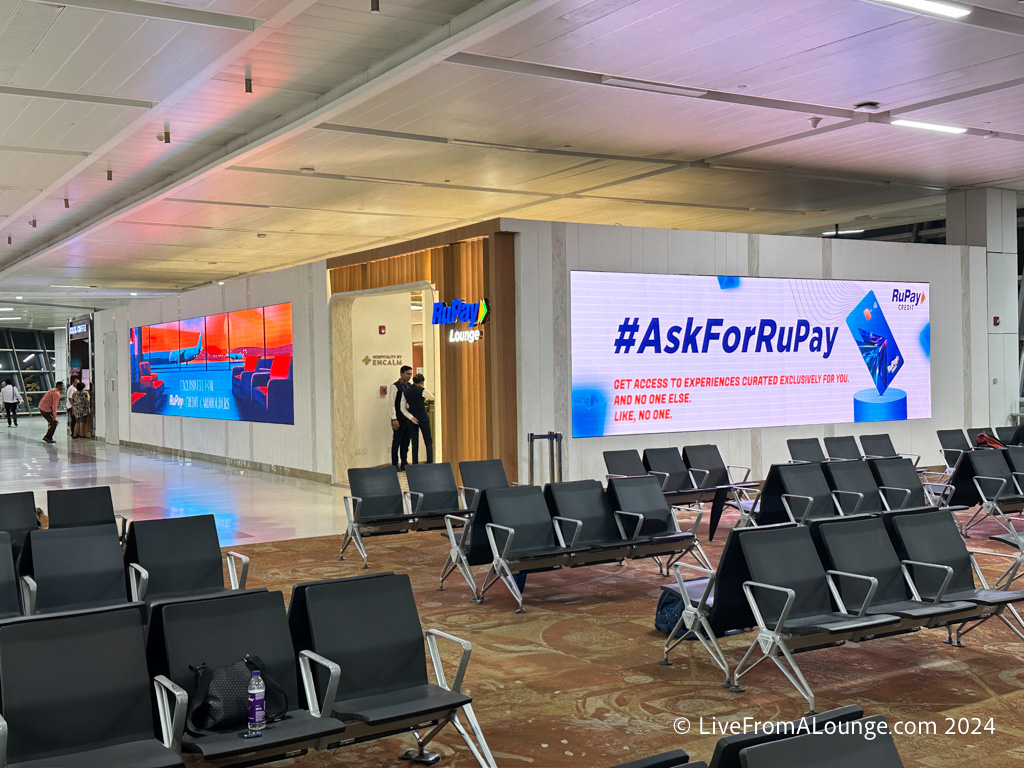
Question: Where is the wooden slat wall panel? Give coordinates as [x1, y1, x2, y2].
[328, 248, 434, 293]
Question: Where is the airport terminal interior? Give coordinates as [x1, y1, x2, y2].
[5, 1, 1024, 767]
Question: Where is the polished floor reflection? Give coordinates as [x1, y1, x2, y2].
[0, 418, 349, 546]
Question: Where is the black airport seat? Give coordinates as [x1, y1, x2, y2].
[604, 449, 652, 480]
[786, 438, 826, 463]
[888, 508, 1024, 646]
[0, 604, 184, 768]
[342, 466, 451, 567]
[708, 705, 864, 768]
[288, 573, 496, 767]
[997, 426, 1019, 445]
[546, 479, 708, 568]
[406, 463, 464, 516]
[967, 427, 993, 446]
[960, 448, 1024, 535]
[149, 590, 345, 763]
[682, 445, 758, 537]
[0, 532, 22, 619]
[643, 447, 710, 505]
[815, 516, 975, 625]
[737, 714, 904, 767]
[823, 435, 862, 461]
[936, 428, 972, 478]
[776, 462, 846, 523]
[612, 753, 699, 768]
[859, 433, 920, 467]
[19, 526, 128, 615]
[869, 457, 954, 509]
[479, 485, 589, 612]
[46, 485, 126, 541]
[0, 490, 38, 562]
[824, 459, 931, 515]
[732, 525, 899, 710]
[123, 515, 250, 604]
[458, 459, 512, 508]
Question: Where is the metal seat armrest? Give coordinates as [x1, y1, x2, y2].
[404, 490, 425, 516]
[922, 482, 955, 506]
[1010, 472, 1024, 496]
[831, 490, 864, 516]
[973, 475, 1007, 502]
[552, 516, 583, 548]
[941, 448, 964, 468]
[226, 551, 250, 589]
[154, 674, 188, 752]
[426, 628, 473, 693]
[343, 496, 362, 527]
[485, 523, 515, 561]
[901, 560, 954, 603]
[299, 650, 341, 718]
[115, 514, 128, 545]
[458, 486, 479, 512]
[606, 473, 628, 482]
[672, 563, 716, 611]
[613, 510, 644, 540]
[968, 550, 1023, 589]
[899, 452, 921, 467]
[743, 581, 796, 634]
[19, 575, 36, 616]
[509, 481, 521, 487]
[781, 493, 814, 524]
[649, 470, 670, 490]
[445, 514, 472, 548]
[825, 569, 878, 617]
[671, 504, 704, 535]
[727, 464, 752, 484]
[128, 562, 150, 601]
[689, 467, 711, 489]
[878, 486, 912, 511]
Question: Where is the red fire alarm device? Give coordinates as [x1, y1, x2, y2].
[994, 316, 1001, 326]
[379, 325, 386, 335]
[379, 385, 387, 397]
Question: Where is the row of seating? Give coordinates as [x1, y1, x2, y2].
[0, 572, 494, 768]
[787, 433, 919, 466]
[662, 507, 1024, 711]
[613, 706, 906, 768]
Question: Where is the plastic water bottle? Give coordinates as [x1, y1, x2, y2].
[248, 670, 266, 735]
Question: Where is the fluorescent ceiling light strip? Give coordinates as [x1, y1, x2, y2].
[870, 0, 971, 19]
[890, 118, 967, 134]
[600, 76, 707, 98]
[47, 327, 65, 330]
[0, 308, 13, 311]
[822, 229, 866, 235]
[30, 0, 264, 31]
[0, 318, 23, 322]
[343, 175, 425, 187]
[447, 138, 538, 153]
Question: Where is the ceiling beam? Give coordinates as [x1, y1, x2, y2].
[29, 0, 264, 31]
[0, 84, 155, 109]
[0, 144, 90, 158]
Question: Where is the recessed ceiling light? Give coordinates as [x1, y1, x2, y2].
[890, 118, 967, 134]
[130, 292, 138, 296]
[298, 167, 316, 173]
[822, 229, 866, 236]
[0, 318, 22, 322]
[47, 326, 65, 330]
[218, 281, 225, 285]
[869, 0, 971, 20]
[14, 296, 22, 300]
[0, 308, 12, 311]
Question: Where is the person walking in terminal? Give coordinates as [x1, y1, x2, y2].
[70, 382, 90, 439]
[389, 365, 413, 470]
[401, 373, 434, 464]
[66, 375, 80, 435]
[39, 381, 64, 444]
[1, 379, 22, 427]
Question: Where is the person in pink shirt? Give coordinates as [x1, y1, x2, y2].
[39, 381, 64, 444]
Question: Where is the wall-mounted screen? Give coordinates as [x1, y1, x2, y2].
[129, 303, 293, 424]
[570, 272, 930, 437]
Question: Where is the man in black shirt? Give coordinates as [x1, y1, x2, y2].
[388, 366, 413, 470]
[400, 373, 434, 464]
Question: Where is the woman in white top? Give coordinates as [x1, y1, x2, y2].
[1, 379, 22, 427]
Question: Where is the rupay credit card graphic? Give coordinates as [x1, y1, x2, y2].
[846, 291, 903, 395]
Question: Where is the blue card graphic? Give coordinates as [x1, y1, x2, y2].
[846, 291, 903, 395]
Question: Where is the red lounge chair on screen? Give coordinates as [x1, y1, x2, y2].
[250, 355, 293, 424]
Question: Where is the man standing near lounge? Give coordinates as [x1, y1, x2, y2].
[39, 381, 64, 444]
[389, 365, 413, 470]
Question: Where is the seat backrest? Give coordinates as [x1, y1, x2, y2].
[824, 435, 862, 460]
[643, 448, 696, 493]
[544, 480, 622, 545]
[868, 458, 928, 508]
[969, 448, 1014, 488]
[158, 590, 300, 707]
[709, 705, 864, 768]
[683, 444, 729, 487]
[0, 532, 21, 619]
[22, 527, 128, 613]
[406, 463, 460, 513]
[937, 429, 971, 452]
[817, 517, 909, 606]
[0, 605, 155, 765]
[776, 463, 837, 520]
[347, 466, 404, 520]
[139, 361, 152, 377]
[887, 509, 976, 596]
[0, 491, 38, 559]
[485, 486, 558, 556]
[1005, 445, 1024, 474]
[738, 526, 833, 624]
[292, 573, 427, 701]
[268, 355, 292, 380]
[606, 476, 674, 534]
[967, 427, 992, 446]
[737, 715, 904, 768]
[243, 354, 259, 371]
[824, 461, 885, 514]
[46, 485, 116, 529]
[604, 449, 648, 478]
[859, 433, 897, 458]
[123, 515, 224, 600]
[458, 460, 509, 492]
[996, 426, 1019, 446]
[787, 438, 826, 463]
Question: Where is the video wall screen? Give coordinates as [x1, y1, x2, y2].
[129, 303, 293, 424]
[570, 272, 931, 437]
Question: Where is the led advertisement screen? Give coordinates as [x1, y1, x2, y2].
[129, 303, 293, 424]
[570, 272, 930, 437]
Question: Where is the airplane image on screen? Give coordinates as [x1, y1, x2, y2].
[143, 334, 204, 366]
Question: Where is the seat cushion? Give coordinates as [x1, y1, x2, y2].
[332, 683, 471, 725]
[869, 599, 976, 619]
[511, 544, 590, 561]
[781, 612, 899, 635]
[944, 588, 1024, 606]
[182, 710, 345, 759]
[13, 740, 183, 768]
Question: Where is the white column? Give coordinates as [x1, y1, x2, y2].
[947, 188, 1019, 427]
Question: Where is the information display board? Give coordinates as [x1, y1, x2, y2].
[570, 272, 930, 437]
